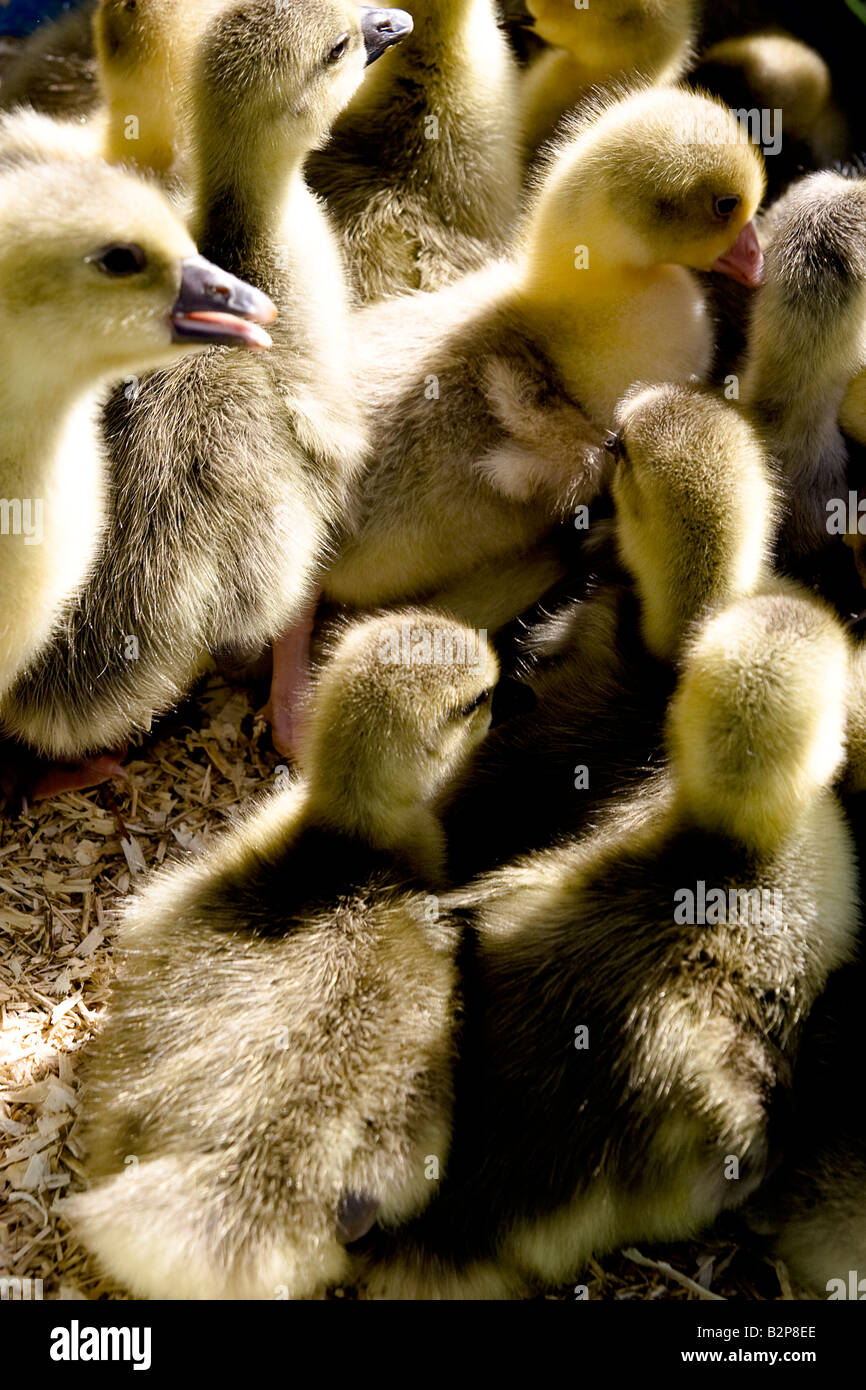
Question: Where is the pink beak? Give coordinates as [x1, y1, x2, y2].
[710, 219, 764, 287]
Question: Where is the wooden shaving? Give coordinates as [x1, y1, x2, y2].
[0, 675, 281, 1299]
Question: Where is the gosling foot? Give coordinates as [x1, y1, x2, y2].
[257, 592, 319, 760]
[0, 743, 128, 805]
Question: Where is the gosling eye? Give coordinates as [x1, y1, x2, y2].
[713, 194, 740, 219]
[325, 33, 350, 64]
[457, 688, 492, 719]
[605, 430, 628, 464]
[87, 242, 149, 277]
[124, 0, 137, 11]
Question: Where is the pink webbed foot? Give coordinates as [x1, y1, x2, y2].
[256, 591, 319, 760]
[0, 742, 128, 805]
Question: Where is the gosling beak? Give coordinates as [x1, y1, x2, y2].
[710, 219, 764, 288]
[335, 1191, 380, 1245]
[501, 0, 535, 25]
[359, 6, 413, 66]
[171, 255, 277, 350]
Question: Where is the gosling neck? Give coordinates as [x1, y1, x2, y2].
[303, 770, 448, 884]
[549, 49, 607, 90]
[191, 119, 307, 287]
[519, 156, 662, 300]
[512, 165, 673, 396]
[0, 365, 93, 474]
[643, 556, 770, 665]
[352, 0, 485, 107]
[0, 370, 103, 640]
[102, 86, 177, 177]
[741, 293, 864, 485]
[388, 0, 480, 57]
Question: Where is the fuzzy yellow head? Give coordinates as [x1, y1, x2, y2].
[695, 33, 832, 140]
[94, 0, 217, 79]
[0, 153, 277, 396]
[0, 157, 196, 388]
[668, 591, 849, 852]
[526, 0, 694, 79]
[612, 382, 775, 661]
[94, 0, 229, 171]
[301, 610, 499, 860]
[192, 0, 384, 156]
[526, 87, 766, 288]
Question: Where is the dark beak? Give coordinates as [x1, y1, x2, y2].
[171, 255, 277, 350]
[499, 0, 535, 26]
[359, 6, 413, 66]
[336, 1191, 380, 1245]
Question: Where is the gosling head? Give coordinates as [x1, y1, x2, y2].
[193, 0, 412, 159]
[739, 172, 866, 539]
[668, 590, 849, 853]
[95, 0, 203, 83]
[528, 87, 766, 288]
[300, 610, 499, 875]
[611, 382, 775, 661]
[758, 170, 866, 329]
[691, 34, 832, 143]
[0, 154, 276, 402]
[526, 0, 694, 80]
[94, 0, 228, 171]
